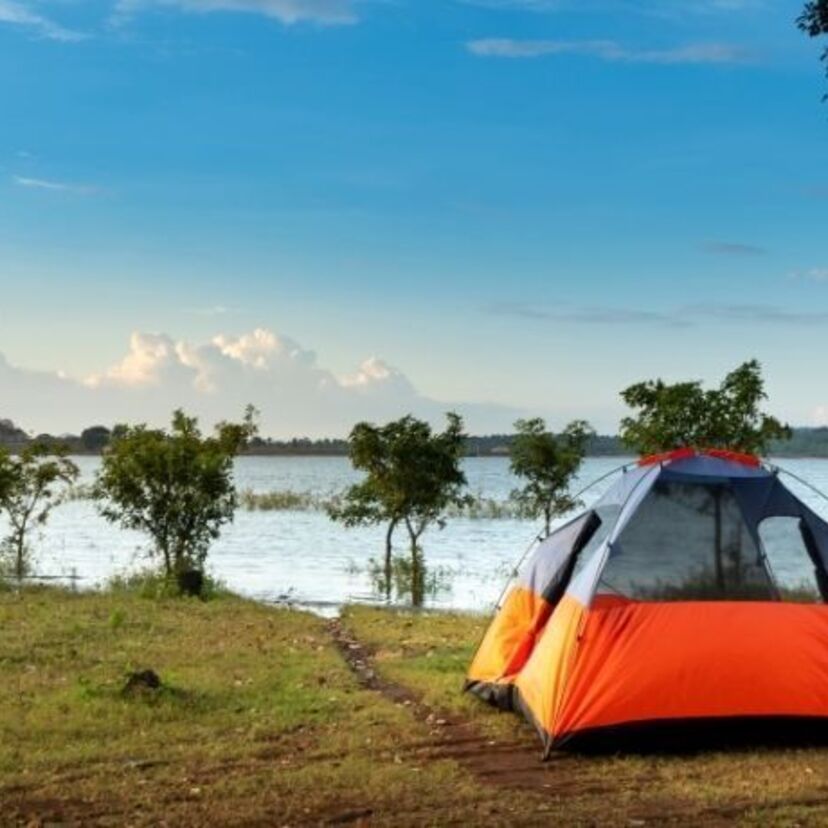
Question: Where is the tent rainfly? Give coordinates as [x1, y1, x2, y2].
[466, 449, 828, 753]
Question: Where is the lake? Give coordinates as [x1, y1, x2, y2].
[7, 456, 828, 613]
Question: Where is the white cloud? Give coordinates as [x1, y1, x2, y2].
[12, 175, 100, 195]
[789, 268, 828, 283]
[0, 1, 85, 41]
[460, 0, 759, 10]
[185, 304, 239, 317]
[460, 0, 758, 10]
[112, 0, 359, 26]
[466, 38, 752, 64]
[0, 328, 519, 436]
[459, 0, 562, 9]
[340, 356, 417, 397]
[85, 332, 192, 388]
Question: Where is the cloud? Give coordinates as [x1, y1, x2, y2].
[0, 1, 85, 41]
[702, 241, 767, 256]
[682, 303, 828, 325]
[112, 0, 359, 26]
[460, 0, 759, 10]
[488, 302, 828, 327]
[459, 0, 562, 9]
[487, 301, 686, 326]
[0, 328, 520, 436]
[789, 268, 828, 283]
[185, 305, 242, 317]
[466, 38, 752, 64]
[12, 175, 100, 195]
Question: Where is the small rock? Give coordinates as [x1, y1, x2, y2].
[122, 669, 162, 695]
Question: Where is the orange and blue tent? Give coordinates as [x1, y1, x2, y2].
[466, 449, 828, 752]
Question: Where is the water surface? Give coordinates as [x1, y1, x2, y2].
[7, 456, 828, 613]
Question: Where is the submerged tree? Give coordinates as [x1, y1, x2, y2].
[0, 443, 79, 581]
[509, 418, 593, 537]
[620, 359, 791, 456]
[329, 413, 470, 605]
[94, 407, 257, 593]
[799, 1, 828, 95]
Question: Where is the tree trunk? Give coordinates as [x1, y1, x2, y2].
[161, 544, 172, 579]
[15, 531, 25, 582]
[384, 519, 397, 601]
[405, 519, 425, 608]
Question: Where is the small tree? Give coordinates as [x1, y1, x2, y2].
[94, 407, 257, 591]
[799, 1, 828, 95]
[509, 418, 593, 537]
[620, 359, 791, 456]
[329, 412, 470, 605]
[0, 443, 79, 581]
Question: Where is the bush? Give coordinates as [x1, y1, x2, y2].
[105, 568, 232, 601]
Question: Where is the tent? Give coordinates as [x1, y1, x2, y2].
[466, 448, 828, 753]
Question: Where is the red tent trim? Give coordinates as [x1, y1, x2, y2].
[638, 448, 761, 468]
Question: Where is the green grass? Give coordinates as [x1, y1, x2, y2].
[238, 487, 529, 519]
[0, 588, 551, 825]
[2, 589, 828, 825]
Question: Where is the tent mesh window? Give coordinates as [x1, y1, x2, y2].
[596, 481, 776, 602]
[759, 517, 823, 603]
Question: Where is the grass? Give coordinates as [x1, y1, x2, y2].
[1, 589, 828, 825]
[237, 487, 530, 520]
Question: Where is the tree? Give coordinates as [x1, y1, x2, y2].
[80, 425, 111, 453]
[94, 407, 257, 591]
[329, 413, 470, 604]
[798, 1, 828, 94]
[620, 360, 791, 456]
[0, 443, 79, 581]
[509, 418, 594, 537]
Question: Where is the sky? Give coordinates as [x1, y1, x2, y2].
[0, 0, 827, 437]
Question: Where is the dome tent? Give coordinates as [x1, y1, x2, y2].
[466, 449, 828, 753]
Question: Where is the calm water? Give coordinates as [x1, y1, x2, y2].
[7, 456, 828, 613]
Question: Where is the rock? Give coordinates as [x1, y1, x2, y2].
[123, 669, 162, 695]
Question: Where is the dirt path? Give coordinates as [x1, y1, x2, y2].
[326, 618, 586, 792]
[326, 619, 828, 826]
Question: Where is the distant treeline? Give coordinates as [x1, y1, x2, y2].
[4, 417, 828, 457]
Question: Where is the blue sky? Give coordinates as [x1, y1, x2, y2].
[0, 0, 827, 435]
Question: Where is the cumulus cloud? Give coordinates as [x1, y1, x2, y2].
[0, 1, 85, 41]
[466, 38, 752, 64]
[0, 328, 519, 436]
[112, 0, 359, 26]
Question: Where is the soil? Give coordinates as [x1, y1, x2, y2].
[325, 618, 557, 791]
[325, 619, 828, 827]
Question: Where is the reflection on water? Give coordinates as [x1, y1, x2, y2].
[3, 456, 828, 613]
